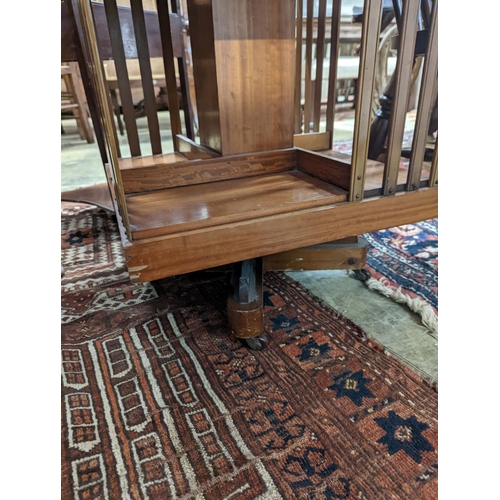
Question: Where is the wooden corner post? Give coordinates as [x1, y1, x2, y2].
[186, 0, 296, 155]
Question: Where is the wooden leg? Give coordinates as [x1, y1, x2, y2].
[110, 88, 125, 136]
[227, 258, 267, 350]
[68, 62, 95, 144]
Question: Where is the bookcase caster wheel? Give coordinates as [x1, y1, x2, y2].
[239, 334, 268, 351]
[353, 268, 371, 283]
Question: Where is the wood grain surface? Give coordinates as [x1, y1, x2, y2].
[127, 171, 348, 239]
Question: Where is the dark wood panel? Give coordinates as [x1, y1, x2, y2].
[121, 149, 298, 193]
[93, 2, 184, 59]
[296, 149, 351, 190]
[263, 237, 368, 271]
[63, 3, 184, 61]
[125, 188, 438, 282]
[127, 171, 348, 239]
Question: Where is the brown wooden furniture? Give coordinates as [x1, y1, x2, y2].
[70, 0, 438, 349]
[61, 63, 95, 143]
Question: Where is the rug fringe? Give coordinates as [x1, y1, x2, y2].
[363, 276, 438, 338]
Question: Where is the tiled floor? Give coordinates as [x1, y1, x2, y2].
[61, 111, 437, 383]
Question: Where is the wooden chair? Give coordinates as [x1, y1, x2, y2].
[68, 0, 438, 349]
[61, 62, 95, 143]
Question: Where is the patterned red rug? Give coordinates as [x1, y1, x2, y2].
[362, 219, 438, 338]
[61, 208, 438, 500]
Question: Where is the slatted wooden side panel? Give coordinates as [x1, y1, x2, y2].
[129, 0, 163, 155]
[94, 0, 191, 157]
[382, 0, 420, 196]
[155, 0, 183, 151]
[406, 0, 438, 191]
[75, 0, 132, 237]
[303, 0, 315, 133]
[295, 0, 343, 138]
[294, 0, 304, 134]
[349, 0, 383, 202]
[102, 0, 142, 156]
[325, 0, 342, 148]
[312, 0, 327, 132]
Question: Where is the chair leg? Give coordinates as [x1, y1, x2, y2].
[63, 63, 95, 144]
[110, 88, 125, 136]
[227, 258, 268, 350]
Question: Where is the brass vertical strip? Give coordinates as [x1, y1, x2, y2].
[294, 0, 304, 134]
[312, 0, 327, 132]
[156, 0, 183, 151]
[429, 135, 438, 187]
[169, 0, 194, 140]
[77, 0, 131, 239]
[349, 0, 383, 202]
[130, 0, 163, 155]
[382, 0, 420, 196]
[325, 0, 342, 148]
[102, 0, 142, 157]
[303, 0, 314, 133]
[406, 0, 438, 191]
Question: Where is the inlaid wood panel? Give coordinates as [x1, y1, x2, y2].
[127, 171, 348, 239]
[125, 188, 438, 282]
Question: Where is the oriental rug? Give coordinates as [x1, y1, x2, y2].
[361, 219, 438, 338]
[61, 208, 438, 500]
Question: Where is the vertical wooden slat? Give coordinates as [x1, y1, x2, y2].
[349, 0, 383, 202]
[102, 0, 141, 157]
[325, 0, 342, 148]
[406, 0, 438, 191]
[156, 0, 183, 151]
[76, 0, 131, 238]
[294, 0, 304, 134]
[429, 135, 438, 187]
[303, 0, 314, 133]
[312, 0, 327, 132]
[382, 0, 420, 196]
[130, 0, 163, 155]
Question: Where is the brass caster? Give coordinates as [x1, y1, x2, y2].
[239, 334, 269, 350]
[353, 268, 371, 283]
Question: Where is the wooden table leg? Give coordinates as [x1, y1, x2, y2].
[110, 88, 125, 136]
[227, 258, 268, 350]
